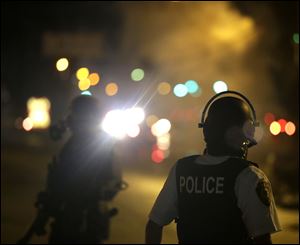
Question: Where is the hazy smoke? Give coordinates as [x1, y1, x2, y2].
[119, 2, 286, 156]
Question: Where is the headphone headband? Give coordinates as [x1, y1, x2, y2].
[198, 91, 259, 128]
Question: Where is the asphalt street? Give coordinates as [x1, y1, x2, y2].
[1, 144, 298, 244]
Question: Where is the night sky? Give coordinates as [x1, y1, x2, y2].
[2, 1, 299, 116]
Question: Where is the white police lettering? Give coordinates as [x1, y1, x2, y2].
[179, 176, 224, 194]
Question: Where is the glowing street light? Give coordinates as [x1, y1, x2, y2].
[131, 68, 144, 81]
[105, 83, 118, 96]
[269, 121, 281, 136]
[285, 122, 296, 136]
[185, 80, 199, 94]
[56, 58, 69, 71]
[76, 67, 89, 81]
[213, 81, 228, 94]
[151, 119, 171, 137]
[173, 84, 188, 97]
[27, 97, 51, 129]
[78, 78, 91, 91]
[22, 117, 33, 131]
[88, 73, 100, 86]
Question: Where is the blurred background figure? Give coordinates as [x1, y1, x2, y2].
[18, 95, 125, 244]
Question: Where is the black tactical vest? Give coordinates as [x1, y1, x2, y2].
[176, 155, 257, 244]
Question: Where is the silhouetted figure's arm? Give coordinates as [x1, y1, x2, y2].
[145, 219, 163, 244]
[253, 233, 272, 244]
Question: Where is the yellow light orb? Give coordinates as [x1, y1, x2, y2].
[88, 73, 100, 86]
[56, 58, 69, 71]
[269, 121, 281, 136]
[76, 67, 89, 81]
[157, 82, 171, 95]
[105, 83, 118, 96]
[27, 97, 51, 129]
[285, 121, 296, 136]
[78, 78, 91, 91]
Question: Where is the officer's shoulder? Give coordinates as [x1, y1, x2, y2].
[176, 155, 200, 165]
[238, 161, 270, 184]
[229, 157, 259, 168]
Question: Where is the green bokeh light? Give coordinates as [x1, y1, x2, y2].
[131, 68, 145, 81]
[293, 33, 299, 44]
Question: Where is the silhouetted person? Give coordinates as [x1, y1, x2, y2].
[34, 95, 122, 244]
[145, 91, 281, 244]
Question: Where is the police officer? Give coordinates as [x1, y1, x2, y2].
[44, 95, 121, 243]
[145, 92, 281, 244]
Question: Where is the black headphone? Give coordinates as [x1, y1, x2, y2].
[198, 90, 259, 129]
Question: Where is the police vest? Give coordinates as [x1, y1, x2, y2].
[176, 155, 257, 244]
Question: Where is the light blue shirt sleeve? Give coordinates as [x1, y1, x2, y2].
[235, 166, 282, 237]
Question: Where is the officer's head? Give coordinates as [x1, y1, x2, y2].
[203, 96, 256, 157]
[66, 95, 102, 135]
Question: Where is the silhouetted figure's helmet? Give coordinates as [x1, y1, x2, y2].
[203, 96, 256, 156]
[67, 95, 102, 134]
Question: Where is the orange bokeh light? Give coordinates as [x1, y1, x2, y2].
[285, 122, 296, 136]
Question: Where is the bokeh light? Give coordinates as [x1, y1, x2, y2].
[76, 67, 89, 81]
[173, 84, 188, 97]
[102, 110, 126, 139]
[125, 107, 145, 125]
[285, 121, 296, 136]
[151, 149, 164, 163]
[157, 133, 170, 150]
[146, 115, 159, 127]
[278, 119, 287, 133]
[151, 118, 171, 137]
[56, 58, 69, 71]
[78, 78, 91, 91]
[88, 73, 100, 86]
[270, 121, 281, 136]
[131, 68, 144, 81]
[157, 82, 171, 95]
[102, 108, 145, 139]
[126, 124, 141, 138]
[105, 83, 118, 96]
[213, 81, 228, 94]
[185, 80, 199, 94]
[27, 97, 51, 129]
[264, 112, 275, 125]
[22, 117, 33, 131]
[81, 91, 92, 96]
[293, 33, 299, 44]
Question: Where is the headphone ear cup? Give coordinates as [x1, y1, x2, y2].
[242, 121, 257, 147]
